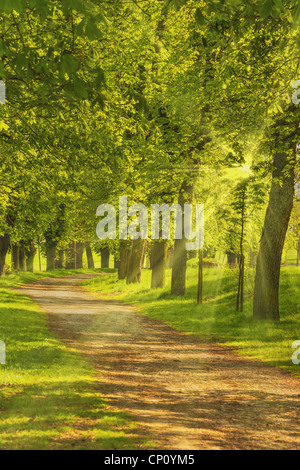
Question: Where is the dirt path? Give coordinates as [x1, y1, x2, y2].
[17, 275, 300, 450]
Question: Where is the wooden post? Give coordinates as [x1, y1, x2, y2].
[197, 249, 203, 304]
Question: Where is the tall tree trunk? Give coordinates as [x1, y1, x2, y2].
[126, 239, 146, 284]
[166, 247, 174, 269]
[65, 242, 76, 269]
[101, 247, 110, 268]
[118, 241, 131, 280]
[19, 244, 26, 271]
[76, 242, 85, 269]
[56, 249, 64, 269]
[171, 181, 193, 296]
[25, 241, 36, 273]
[197, 249, 203, 304]
[226, 250, 238, 267]
[85, 242, 94, 269]
[151, 240, 167, 289]
[296, 237, 300, 267]
[11, 244, 20, 272]
[0, 234, 10, 277]
[46, 243, 56, 271]
[253, 149, 295, 320]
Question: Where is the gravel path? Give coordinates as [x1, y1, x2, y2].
[18, 274, 300, 450]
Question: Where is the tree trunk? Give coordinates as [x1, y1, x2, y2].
[118, 241, 131, 280]
[166, 247, 174, 269]
[11, 244, 20, 272]
[19, 245, 26, 271]
[76, 242, 85, 269]
[56, 249, 64, 269]
[226, 250, 238, 267]
[197, 249, 203, 304]
[0, 234, 10, 277]
[171, 182, 193, 296]
[101, 247, 110, 268]
[253, 150, 295, 320]
[85, 242, 94, 269]
[25, 241, 36, 273]
[151, 240, 167, 289]
[126, 239, 146, 284]
[65, 242, 76, 269]
[46, 243, 56, 271]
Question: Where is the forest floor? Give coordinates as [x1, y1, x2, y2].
[18, 274, 300, 450]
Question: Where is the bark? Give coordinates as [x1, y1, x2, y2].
[296, 237, 300, 267]
[101, 247, 110, 268]
[25, 241, 36, 273]
[46, 243, 56, 271]
[197, 249, 203, 304]
[76, 242, 85, 269]
[171, 182, 193, 296]
[85, 242, 94, 269]
[171, 237, 187, 296]
[11, 244, 20, 272]
[126, 238, 146, 284]
[0, 234, 10, 277]
[249, 248, 256, 268]
[114, 256, 120, 269]
[226, 250, 238, 267]
[65, 242, 76, 269]
[253, 150, 295, 320]
[118, 241, 131, 280]
[19, 245, 26, 271]
[151, 240, 167, 289]
[56, 250, 64, 269]
[166, 247, 174, 269]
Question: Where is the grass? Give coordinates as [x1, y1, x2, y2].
[0, 270, 147, 450]
[82, 260, 300, 379]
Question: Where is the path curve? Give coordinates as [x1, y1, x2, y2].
[18, 274, 300, 450]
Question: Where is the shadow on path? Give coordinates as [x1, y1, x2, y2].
[18, 274, 300, 450]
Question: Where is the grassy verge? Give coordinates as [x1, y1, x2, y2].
[82, 261, 300, 378]
[0, 270, 146, 450]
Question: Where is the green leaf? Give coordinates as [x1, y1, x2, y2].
[71, 74, 88, 100]
[195, 7, 205, 25]
[0, 62, 5, 79]
[85, 18, 101, 40]
[61, 53, 78, 76]
[0, 0, 26, 14]
[258, 0, 274, 19]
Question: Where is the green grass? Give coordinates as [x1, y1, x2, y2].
[82, 261, 300, 379]
[0, 271, 147, 450]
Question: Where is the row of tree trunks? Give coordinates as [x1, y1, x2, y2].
[11, 241, 36, 273]
[46, 241, 95, 271]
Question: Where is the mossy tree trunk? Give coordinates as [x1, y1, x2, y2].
[253, 149, 295, 320]
[25, 241, 36, 273]
[126, 239, 146, 284]
[101, 247, 110, 268]
[118, 240, 131, 280]
[151, 240, 167, 289]
[0, 234, 10, 277]
[171, 182, 193, 296]
[85, 242, 94, 269]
